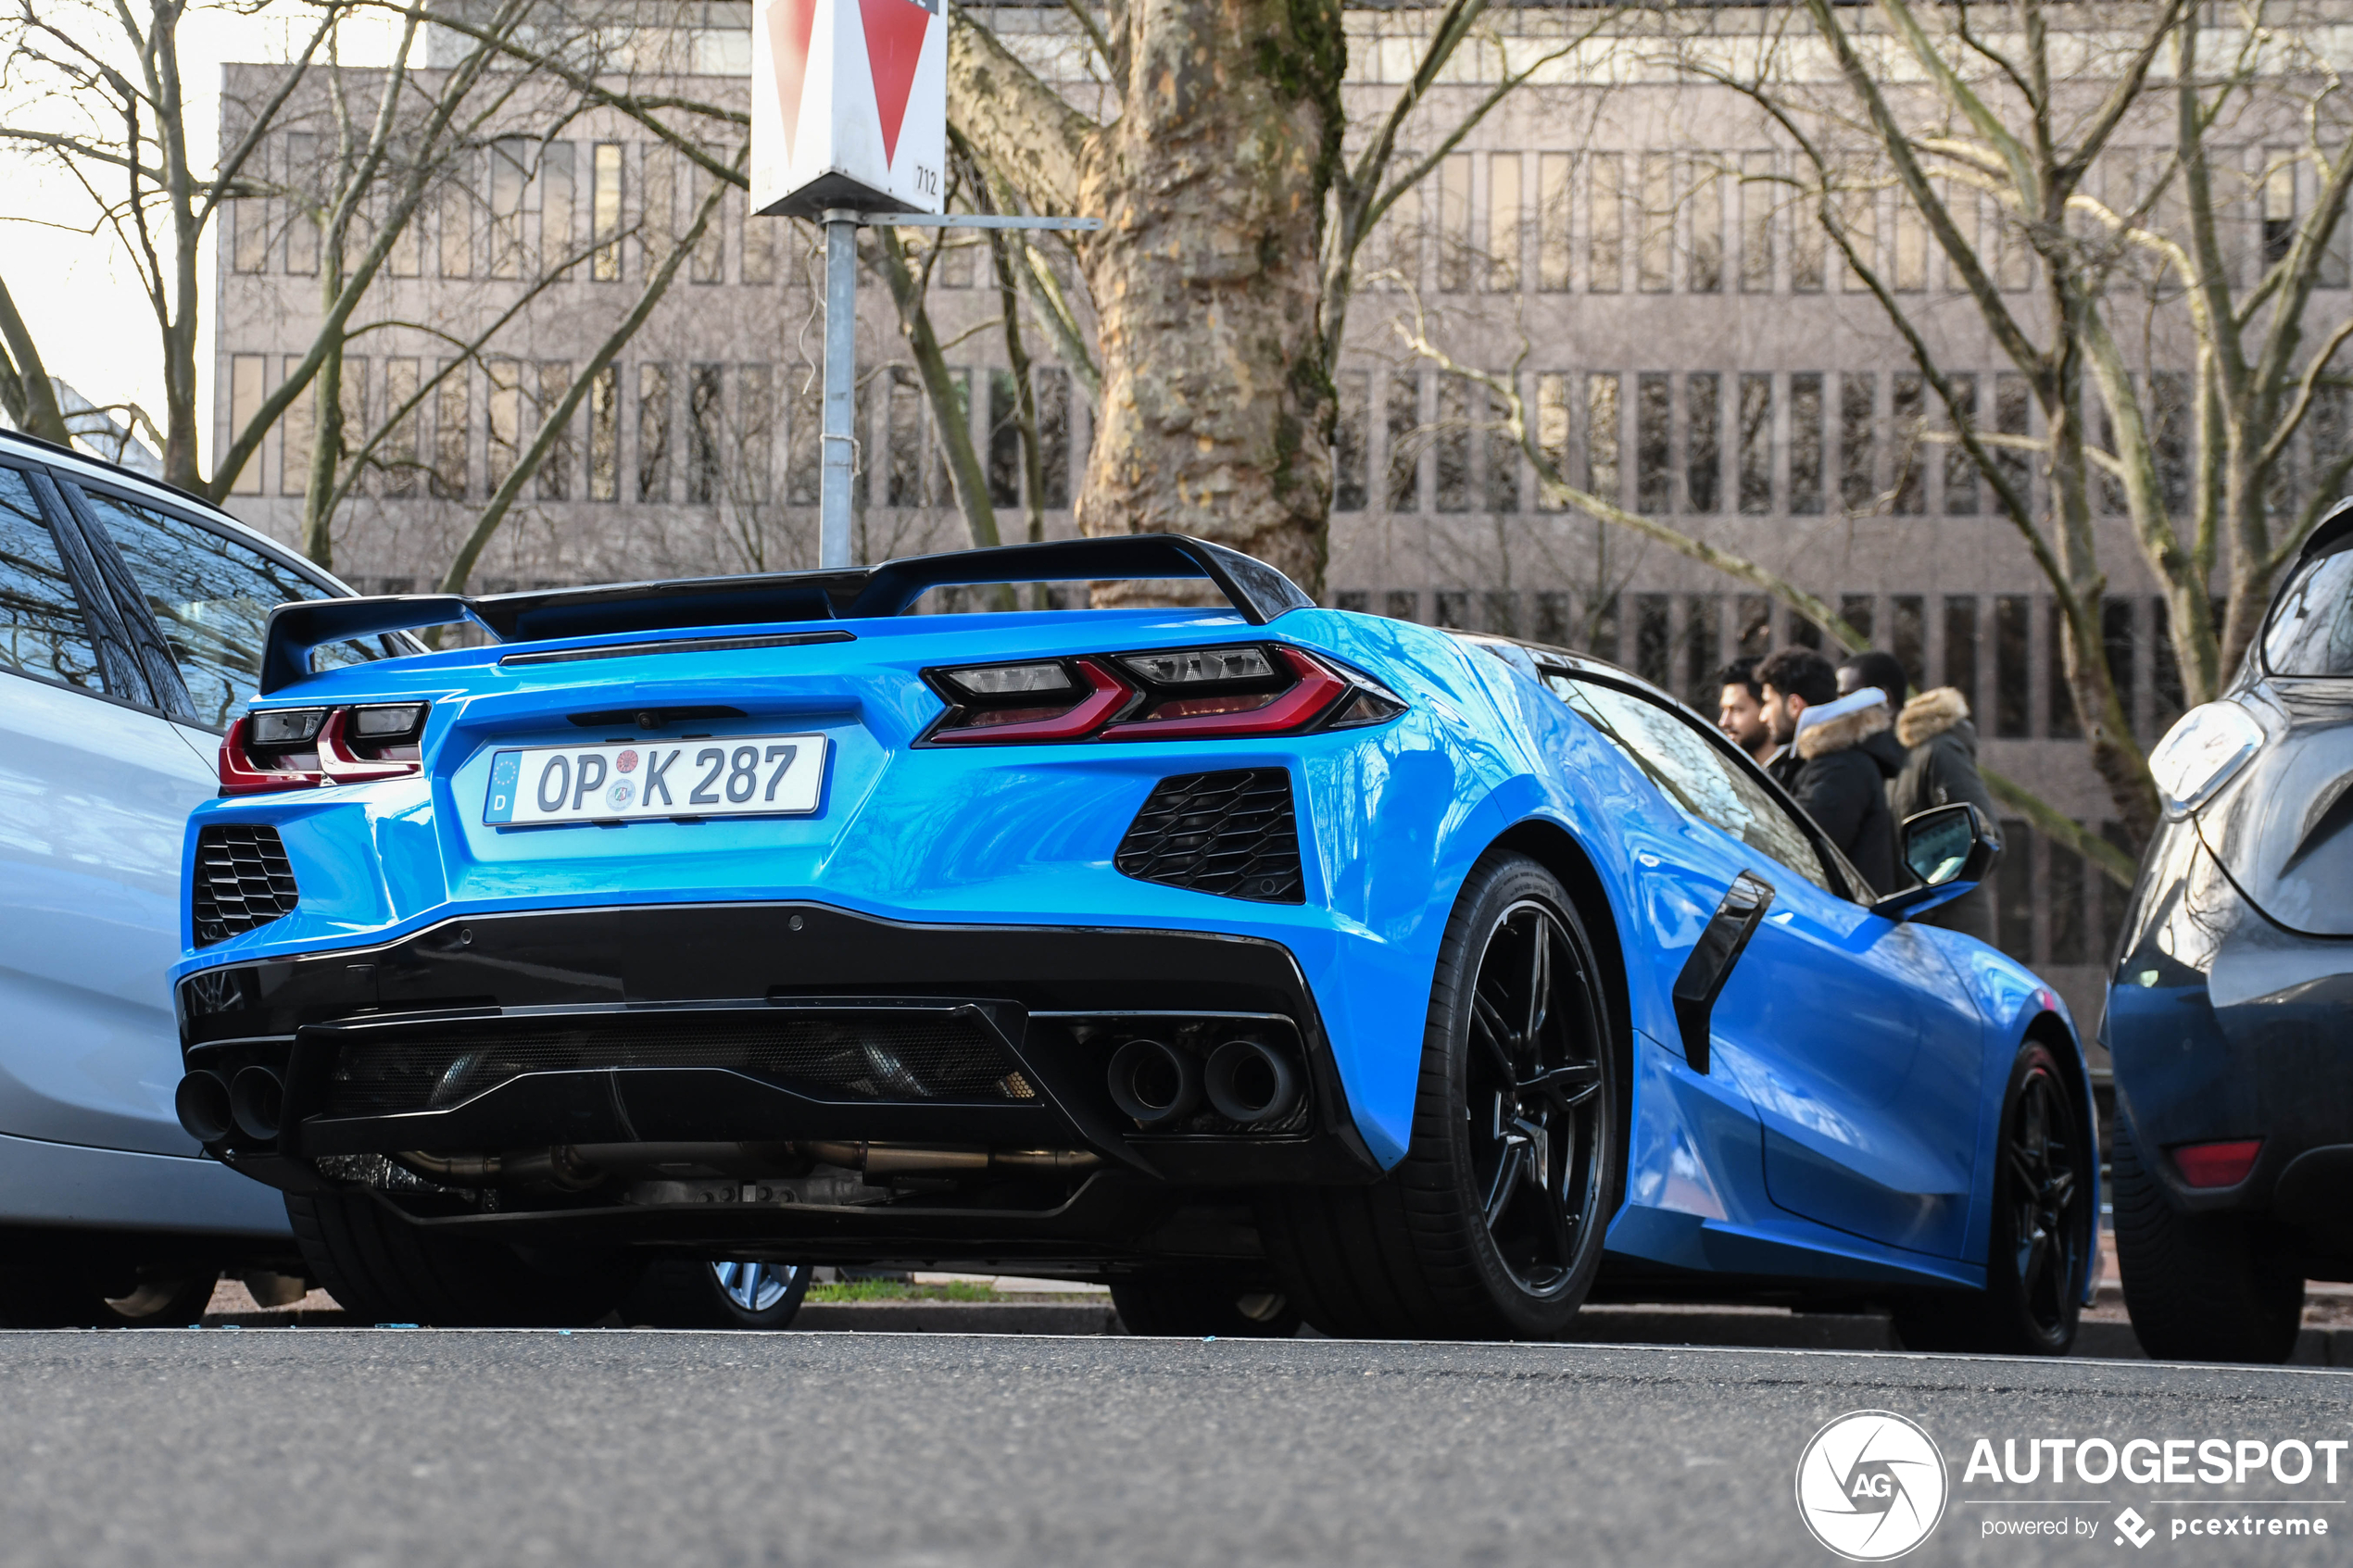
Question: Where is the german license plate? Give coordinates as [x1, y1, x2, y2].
[483, 734, 829, 824]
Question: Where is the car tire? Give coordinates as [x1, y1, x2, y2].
[1109, 1274, 1302, 1337]
[285, 1191, 641, 1327]
[1263, 850, 1624, 1340]
[1893, 1039, 2092, 1356]
[0, 1265, 219, 1328]
[2111, 1112, 2304, 1363]
[622, 1260, 812, 1329]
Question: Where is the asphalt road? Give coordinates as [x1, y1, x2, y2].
[3, 1331, 2347, 1568]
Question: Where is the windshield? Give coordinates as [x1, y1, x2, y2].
[2263, 546, 2353, 677]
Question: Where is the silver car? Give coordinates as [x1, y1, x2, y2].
[0, 427, 353, 1324]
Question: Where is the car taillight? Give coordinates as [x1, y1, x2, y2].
[921, 644, 1403, 745]
[220, 703, 429, 795]
[2171, 1138, 2263, 1188]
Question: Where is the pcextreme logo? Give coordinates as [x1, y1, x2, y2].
[1795, 1411, 1951, 1561]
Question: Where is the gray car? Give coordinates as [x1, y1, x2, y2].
[0, 428, 356, 1323]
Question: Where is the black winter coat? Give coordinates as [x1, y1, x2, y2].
[1768, 701, 1900, 895]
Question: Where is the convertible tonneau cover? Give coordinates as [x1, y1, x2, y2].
[258, 533, 1315, 694]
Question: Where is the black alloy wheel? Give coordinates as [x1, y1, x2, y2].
[1264, 851, 1624, 1339]
[623, 1259, 812, 1329]
[1894, 1040, 2090, 1356]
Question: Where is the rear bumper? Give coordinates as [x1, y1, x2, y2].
[177, 901, 1383, 1201]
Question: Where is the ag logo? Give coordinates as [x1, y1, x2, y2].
[1794, 1411, 1948, 1561]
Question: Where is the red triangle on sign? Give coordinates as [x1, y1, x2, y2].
[769, 0, 820, 162]
[858, 0, 932, 166]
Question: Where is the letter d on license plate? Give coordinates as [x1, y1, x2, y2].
[484, 734, 829, 824]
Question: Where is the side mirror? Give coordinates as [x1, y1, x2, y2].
[1875, 803, 2002, 922]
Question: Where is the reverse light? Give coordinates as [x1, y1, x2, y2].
[2147, 701, 2264, 817]
[220, 702, 431, 795]
[2171, 1138, 2263, 1189]
[921, 644, 1402, 745]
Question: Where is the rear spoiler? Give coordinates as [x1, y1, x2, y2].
[258, 533, 1314, 693]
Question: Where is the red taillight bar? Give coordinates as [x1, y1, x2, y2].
[927, 659, 1135, 744]
[218, 717, 324, 796]
[1100, 647, 1347, 739]
[315, 709, 421, 784]
[220, 708, 426, 795]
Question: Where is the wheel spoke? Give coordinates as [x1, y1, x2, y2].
[1524, 915, 1552, 1046]
[1484, 1141, 1527, 1231]
[1521, 1061, 1601, 1108]
[1470, 990, 1519, 1075]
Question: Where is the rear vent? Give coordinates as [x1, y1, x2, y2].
[192, 825, 300, 947]
[322, 1010, 1032, 1118]
[1115, 769, 1302, 904]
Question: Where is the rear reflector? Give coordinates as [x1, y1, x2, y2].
[2171, 1138, 2262, 1188]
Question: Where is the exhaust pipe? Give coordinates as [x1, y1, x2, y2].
[174, 1071, 233, 1143]
[1106, 1038, 1201, 1127]
[395, 1147, 603, 1189]
[228, 1066, 284, 1141]
[800, 1141, 1101, 1175]
[1204, 1038, 1300, 1124]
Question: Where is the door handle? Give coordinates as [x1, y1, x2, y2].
[1671, 871, 1775, 1074]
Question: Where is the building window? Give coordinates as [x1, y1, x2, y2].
[1891, 372, 1926, 514]
[381, 358, 420, 498]
[1586, 372, 1620, 503]
[690, 162, 725, 284]
[886, 367, 925, 507]
[438, 162, 473, 279]
[535, 362, 573, 501]
[1386, 372, 1421, 511]
[1589, 594, 1621, 663]
[2048, 827, 2088, 964]
[433, 360, 468, 499]
[592, 144, 624, 281]
[1534, 592, 1571, 646]
[641, 148, 676, 270]
[1994, 593, 2030, 738]
[1535, 372, 1571, 508]
[1384, 590, 1419, 622]
[1635, 593, 1670, 685]
[1487, 152, 1521, 292]
[1639, 152, 1674, 293]
[1839, 372, 1877, 512]
[1538, 153, 1572, 292]
[1438, 153, 1474, 294]
[786, 372, 819, 507]
[1790, 373, 1823, 514]
[1792, 183, 1825, 293]
[1944, 373, 1979, 515]
[1890, 595, 1925, 693]
[1636, 373, 1671, 514]
[488, 138, 530, 280]
[1378, 177, 1421, 292]
[387, 191, 420, 278]
[1687, 372, 1720, 513]
[1037, 368, 1072, 509]
[541, 142, 575, 278]
[636, 362, 672, 502]
[1683, 593, 1720, 709]
[1892, 192, 1927, 291]
[1590, 153, 1623, 294]
[1334, 370, 1368, 512]
[233, 186, 270, 274]
[687, 363, 724, 503]
[589, 365, 619, 501]
[277, 357, 311, 496]
[1841, 594, 1874, 646]
[2047, 599, 2081, 738]
[2103, 596, 2135, 734]
[1336, 591, 1370, 613]
[737, 364, 774, 504]
[1434, 375, 1472, 513]
[1739, 151, 1773, 292]
[1735, 594, 1772, 659]
[284, 132, 319, 276]
[1839, 181, 1876, 293]
[484, 358, 522, 494]
[2151, 370, 2191, 512]
[986, 370, 1022, 508]
[2264, 149, 2295, 268]
[1994, 372, 2032, 507]
[1484, 590, 1518, 636]
[1434, 590, 1468, 628]
[1943, 595, 1979, 710]
[1688, 159, 1723, 293]
[1993, 195, 2032, 290]
[1738, 373, 1771, 513]
[1483, 377, 1518, 513]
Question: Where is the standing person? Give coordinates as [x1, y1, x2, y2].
[1842, 654, 2002, 943]
[1715, 657, 1776, 765]
[1755, 646, 1899, 894]
[1834, 650, 1917, 789]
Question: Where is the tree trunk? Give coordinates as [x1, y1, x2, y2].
[1075, 0, 1343, 596]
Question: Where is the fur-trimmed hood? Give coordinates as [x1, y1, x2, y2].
[1897, 686, 1972, 748]
[1793, 689, 1894, 760]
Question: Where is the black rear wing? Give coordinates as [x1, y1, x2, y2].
[258, 533, 1314, 693]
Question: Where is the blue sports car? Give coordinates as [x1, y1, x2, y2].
[169, 535, 2094, 1345]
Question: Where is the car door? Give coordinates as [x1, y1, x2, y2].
[0, 458, 217, 1155]
[1550, 672, 1986, 1259]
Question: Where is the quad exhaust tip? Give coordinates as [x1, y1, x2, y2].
[1204, 1038, 1299, 1124]
[1106, 1038, 1200, 1127]
[174, 1071, 233, 1143]
[229, 1065, 285, 1141]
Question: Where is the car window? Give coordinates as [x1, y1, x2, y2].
[69, 486, 365, 727]
[1547, 672, 1833, 893]
[2262, 545, 2353, 677]
[0, 465, 104, 693]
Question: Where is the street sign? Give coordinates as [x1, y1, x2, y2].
[751, 0, 947, 220]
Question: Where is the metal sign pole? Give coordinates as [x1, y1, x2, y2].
[818, 208, 862, 571]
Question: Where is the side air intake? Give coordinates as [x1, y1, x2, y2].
[192, 825, 301, 947]
[1114, 769, 1303, 904]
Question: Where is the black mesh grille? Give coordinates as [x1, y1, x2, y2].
[1114, 769, 1302, 903]
[322, 1010, 1036, 1118]
[192, 825, 300, 947]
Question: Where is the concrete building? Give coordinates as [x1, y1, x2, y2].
[211, 5, 2353, 1027]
